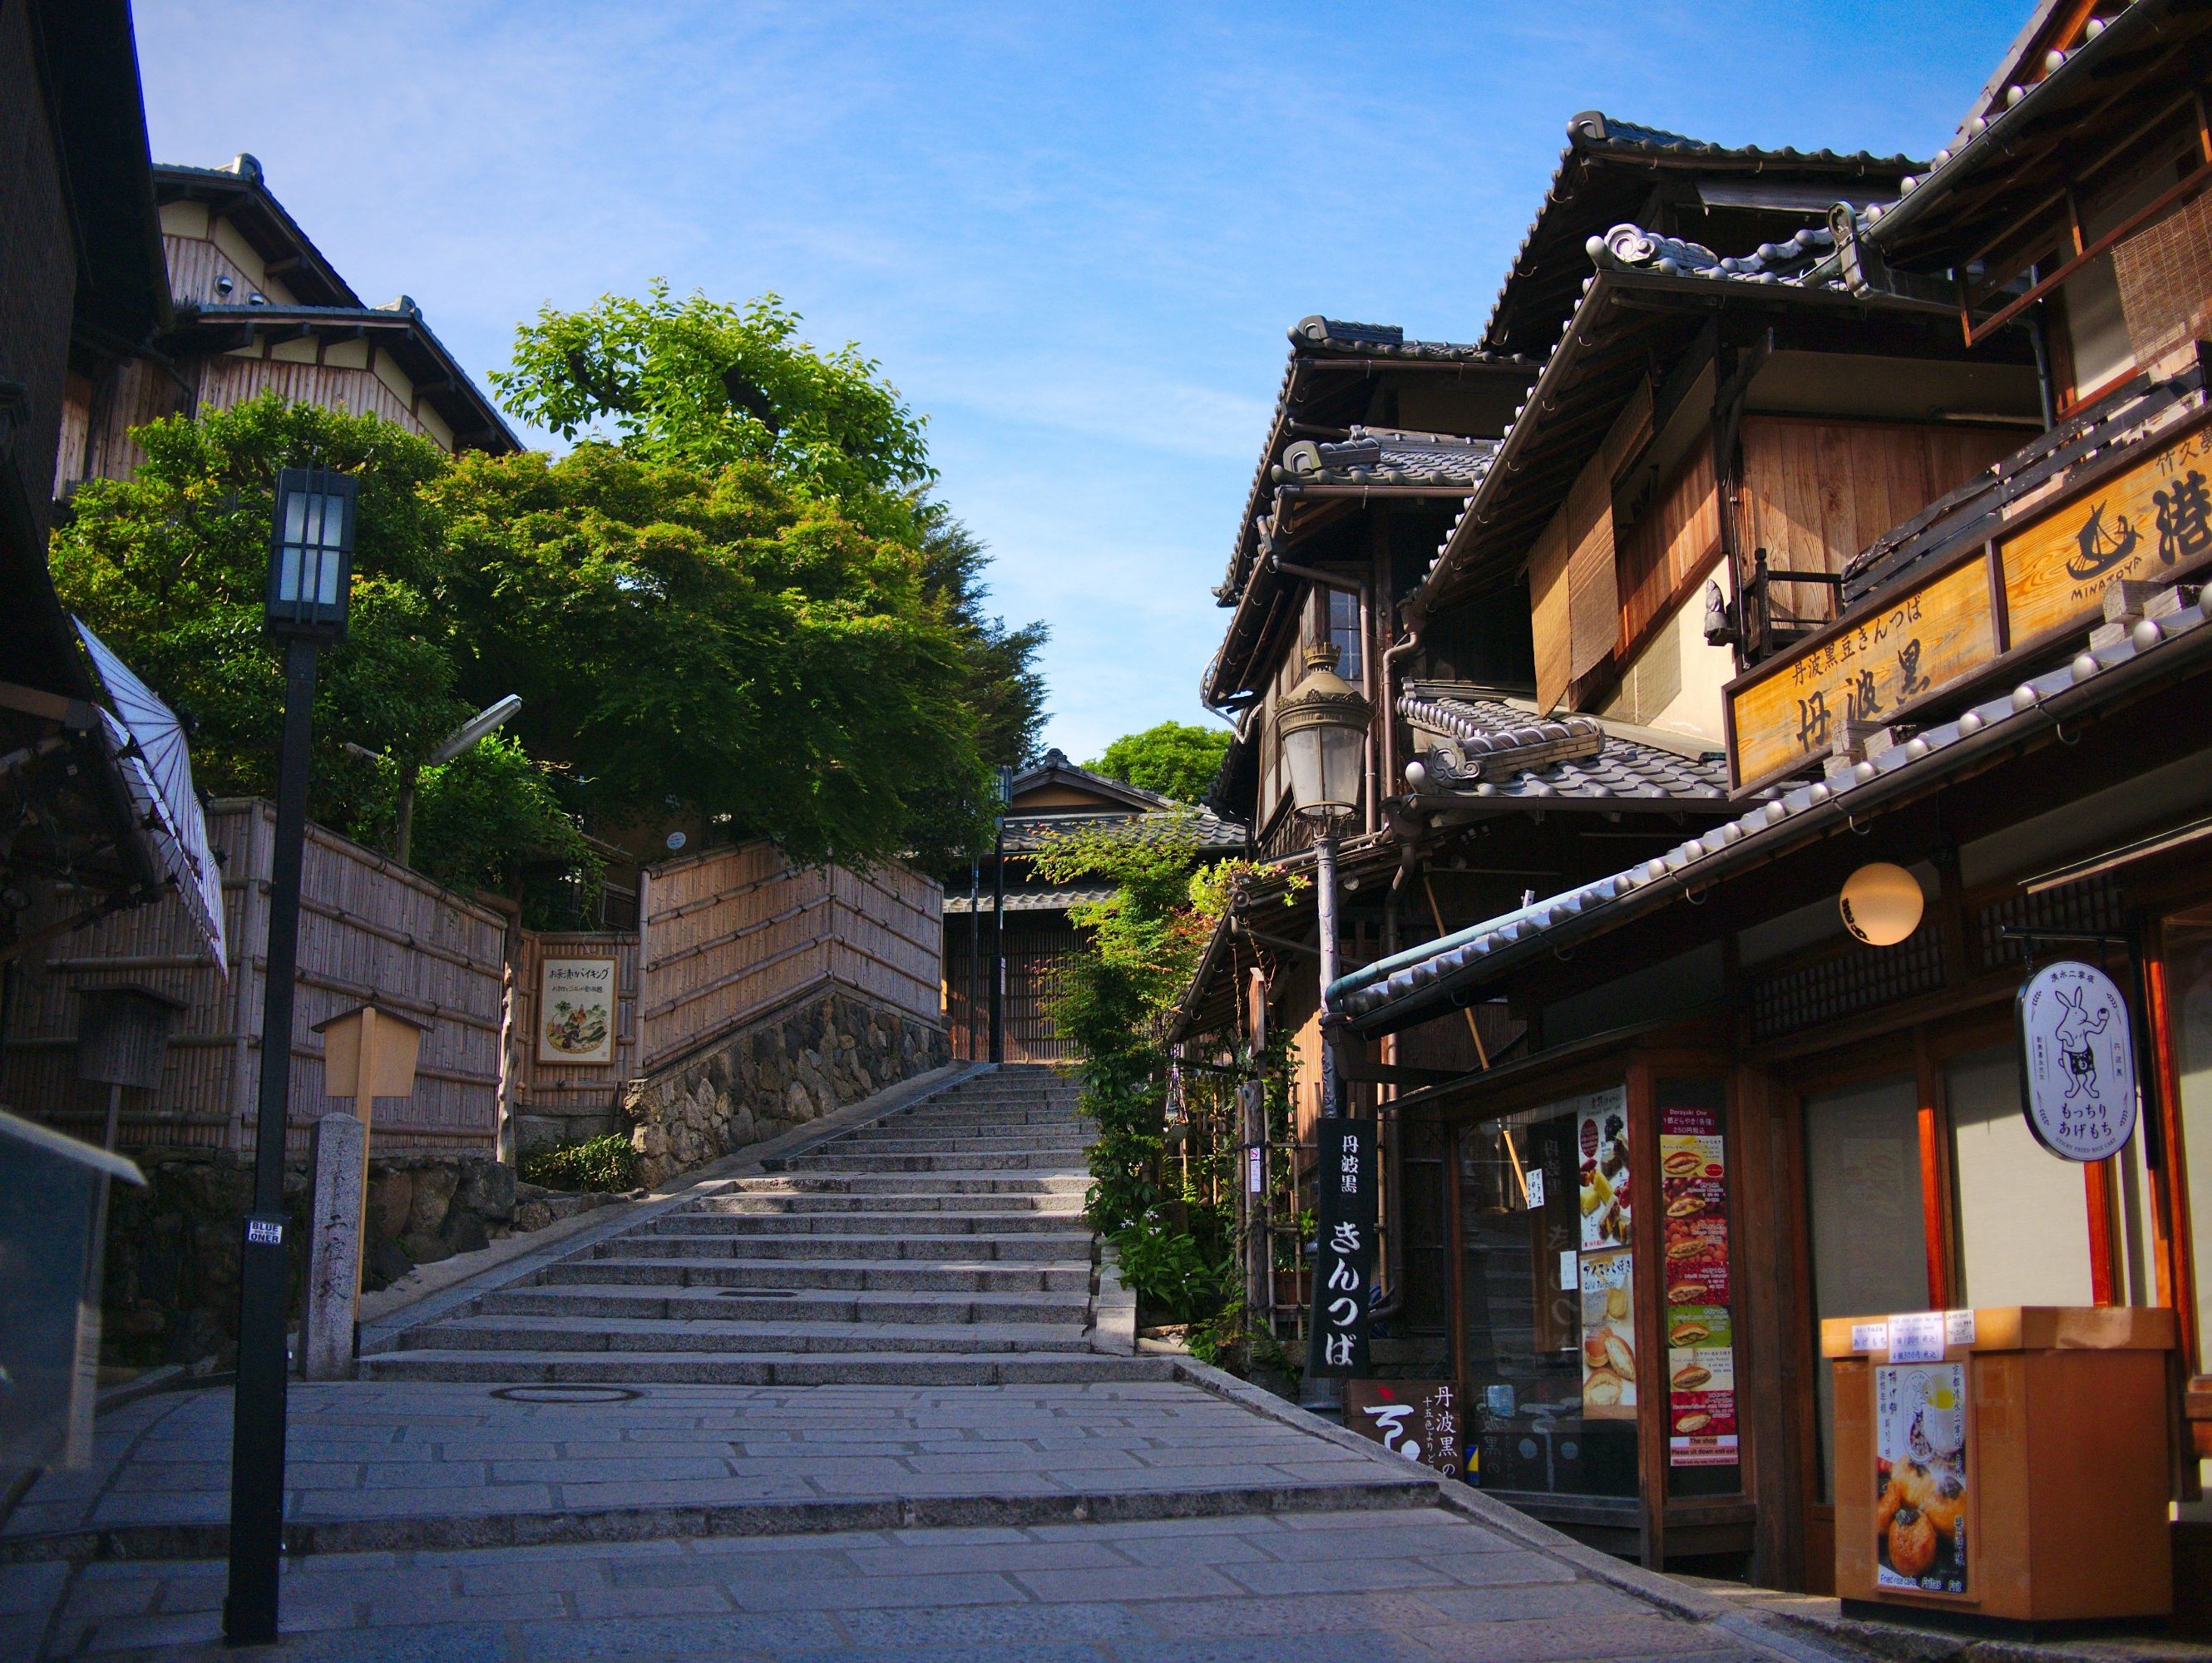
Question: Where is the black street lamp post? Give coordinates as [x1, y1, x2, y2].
[988, 763, 1012, 1064]
[1272, 643, 1374, 1404]
[225, 466, 357, 1646]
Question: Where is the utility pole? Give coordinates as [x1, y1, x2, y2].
[988, 764, 1012, 1064]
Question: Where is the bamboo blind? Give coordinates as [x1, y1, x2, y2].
[1, 799, 507, 1155]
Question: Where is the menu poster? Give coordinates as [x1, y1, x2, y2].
[1578, 1246, 1637, 1421]
[1578, 1088, 1631, 1251]
[1661, 1103, 1738, 1467]
[1874, 1363, 1970, 1596]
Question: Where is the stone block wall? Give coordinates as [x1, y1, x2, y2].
[623, 987, 949, 1189]
[101, 1146, 521, 1369]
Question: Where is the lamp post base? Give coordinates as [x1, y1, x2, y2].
[224, 1216, 291, 1645]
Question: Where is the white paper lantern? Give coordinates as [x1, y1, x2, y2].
[1840, 862, 1923, 946]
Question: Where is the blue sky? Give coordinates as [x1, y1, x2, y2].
[137, 1, 2027, 763]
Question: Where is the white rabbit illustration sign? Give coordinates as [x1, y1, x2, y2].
[2017, 960, 2137, 1161]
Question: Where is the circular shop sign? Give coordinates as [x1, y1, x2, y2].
[2017, 960, 2137, 1162]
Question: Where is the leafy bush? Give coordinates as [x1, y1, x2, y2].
[520, 1133, 639, 1194]
[1110, 1211, 1237, 1325]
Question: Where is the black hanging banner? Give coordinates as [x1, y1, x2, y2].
[1306, 1117, 1375, 1377]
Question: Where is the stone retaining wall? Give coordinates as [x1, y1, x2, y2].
[622, 986, 949, 1189]
[101, 1146, 531, 1369]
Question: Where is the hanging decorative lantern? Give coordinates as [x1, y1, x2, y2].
[1840, 862, 1924, 946]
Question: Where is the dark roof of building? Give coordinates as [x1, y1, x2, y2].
[1008, 748, 1178, 813]
[1000, 806, 1247, 856]
[154, 157, 360, 308]
[1275, 428, 1499, 490]
[1479, 110, 1919, 360]
[1334, 570, 2212, 1034]
[944, 887, 1116, 915]
[165, 301, 521, 454]
[1399, 683, 1729, 807]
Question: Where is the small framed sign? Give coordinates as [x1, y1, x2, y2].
[538, 956, 617, 1066]
[2017, 960, 2137, 1162]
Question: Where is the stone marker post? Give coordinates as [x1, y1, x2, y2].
[302, 1111, 368, 1381]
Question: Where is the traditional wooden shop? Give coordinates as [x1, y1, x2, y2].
[1313, 0, 2212, 1609]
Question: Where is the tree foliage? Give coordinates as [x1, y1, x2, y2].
[1089, 720, 1231, 807]
[495, 284, 1048, 777]
[428, 444, 992, 869]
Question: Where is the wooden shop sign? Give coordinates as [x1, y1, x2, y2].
[1726, 413, 2212, 792]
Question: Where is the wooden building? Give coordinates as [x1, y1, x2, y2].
[1, 0, 190, 965]
[944, 750, 1243, 1062]
[52, 152, 516, 496]
[1181, 0, 2212, 1612]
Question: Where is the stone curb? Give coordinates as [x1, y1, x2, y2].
[0, 1474, 1437, 1567]
[359, 1062, 992, 1355]
[1758, 1606, 2212, 1663]
[1089, 1241, 1136, 1355]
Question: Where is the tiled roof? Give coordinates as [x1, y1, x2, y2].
[1400, 685, 1729, 803]
[1000, 808, 1247, 856]
[944, 888, 1115, 915]
[1275, 427, 1499, 490]
[1587, 220, 1852, 289]
[1335, 575, 2212, 1029]
[1479, 109, 1916, 357]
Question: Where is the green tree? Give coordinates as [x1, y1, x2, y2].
[49, 397, 595, 915]
[492, 283, 932, 529]
[496, 284, 1048, 779]
[427, 443, 993, 870]
[1089, 720, 1231, 807]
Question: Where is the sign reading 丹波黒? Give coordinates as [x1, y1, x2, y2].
[2000, 418, 2212, 646]
[1306, 1118, 1375, 1378]
[1345, 1379, 1463, 1478]
[538, 956, 617, 1066]
[1728, 554, 1997, 788]
[2017, 960, 2138, 1162]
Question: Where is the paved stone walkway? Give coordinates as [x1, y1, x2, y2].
[2, 1381, 1432, 1548]
[6, 1505, 1778, 1662]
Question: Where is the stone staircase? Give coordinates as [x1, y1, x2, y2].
[363, 1065, 1172, 1385]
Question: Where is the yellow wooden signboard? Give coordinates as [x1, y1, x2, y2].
[2000, 421, 2212, 645]
[1730, 556, 1997, 787]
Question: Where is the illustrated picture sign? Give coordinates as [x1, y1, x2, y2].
[1874, 1362, 1970, 1596]
[1345, 1379, 1462, 1478]
[2017, 960, 2137, 1161]
[1306, 1118, 1375, 1377]
[538, 956, 617, 1066]
[1573, 1087, 1635, 1422]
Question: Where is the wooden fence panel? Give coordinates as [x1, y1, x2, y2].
[0, 799, 506, 1154]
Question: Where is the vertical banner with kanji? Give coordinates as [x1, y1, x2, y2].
[1307, 1118, 1375, 1378]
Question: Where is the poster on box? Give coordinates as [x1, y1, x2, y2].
[538, 957, 616, 1065]
[1577, 1088, 1631, 1250]
[1874, 1363, 1969, 1596]
[1578, 1246, 1636, 1420]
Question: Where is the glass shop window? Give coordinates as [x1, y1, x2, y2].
[1459, 1086, 1638, 1498]
[1328, 588, 1363, 683]
[1802, 1073, 1927, 1503]
[1947, 1045, 2094, 1309]
[1657, 1079, 1740, 1498]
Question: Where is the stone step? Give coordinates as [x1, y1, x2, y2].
[654, 1211, 1085, 1237]
[475, 1285, 1089, 1325]
[727, 1173, 1086, 1197]
[681, 1192, 1083, 1216]
[595, 1230, 1093, 1262]
[546, 1256, 1091, 1292]
[832, 1134, 1089, 1153]
[590, 1236, 1088, 1265]
[361, 1348, 1179, 1386]
[783, 1151, 1087, 1172]
[409, 1315, 1094, 1355]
